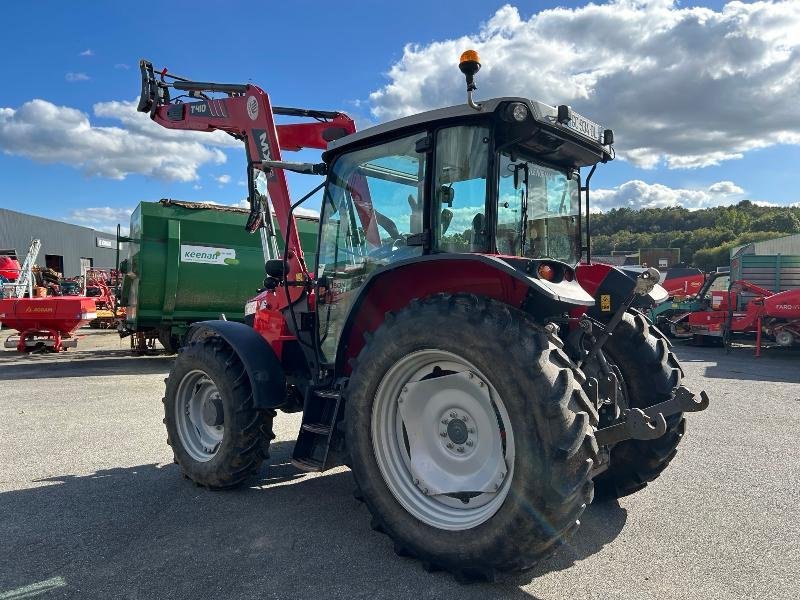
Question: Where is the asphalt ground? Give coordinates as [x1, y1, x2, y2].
[1, 329, 798, 599]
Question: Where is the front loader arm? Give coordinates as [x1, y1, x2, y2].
[137, 59, 356, 283]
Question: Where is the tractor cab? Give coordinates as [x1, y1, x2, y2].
[319, 101, 612, 263]
[313, 53, 614, 362]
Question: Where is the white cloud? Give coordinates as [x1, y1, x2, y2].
[368, 1, 800, 169]
[0, 99, 228, 181]
[65, 72, 89, 82]
[591, 179, 746, 211]
[114, 63, 130, 70]
[79, 49, 94, 57]
[216, 174, 231, 185]
[193, 184, 203, 190]
[65, 206, 132, 233]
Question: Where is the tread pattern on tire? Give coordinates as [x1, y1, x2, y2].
[593, 309, 686, 501]
[345, 293, 599, 581]
[163, 336, 275, 490]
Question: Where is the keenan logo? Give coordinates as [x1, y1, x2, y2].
[180, 245, 238, 265]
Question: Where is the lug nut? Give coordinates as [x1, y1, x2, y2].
[446, 443, 454, 449]
[440, 431, 447, 437]
[422, 488, 429, 495]
[466, 440, 474, 447]
[450, 411, 457, 418]
[441, 418, 448, 424]
[414, 478, 419, 485]
[457, 447, 464, 453]
[463, 415, 469, 422]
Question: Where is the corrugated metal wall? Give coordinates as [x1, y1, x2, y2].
[733, 233, 800, 257]
[750, 233, 800, 256]
[730, 254, 800, 309]
[0, 208, 118, 277]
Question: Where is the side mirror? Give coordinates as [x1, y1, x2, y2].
[440, 209, 453, 235]
[265, 259, 289, 278]
[439, 185, 454, 207]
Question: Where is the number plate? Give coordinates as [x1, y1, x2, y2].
[564, 111, 603, 143]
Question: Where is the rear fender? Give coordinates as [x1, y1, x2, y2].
[335, 254, 594, 374]
[188, 320, 286, 410]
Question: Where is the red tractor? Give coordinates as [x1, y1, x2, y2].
[139, 51, 708, 580]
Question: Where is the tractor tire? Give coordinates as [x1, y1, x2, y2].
[163, 336, 275, 489]
[158, 328, 181, 354]
[345, 293, 599, 580]
[593, 310, 685, 501]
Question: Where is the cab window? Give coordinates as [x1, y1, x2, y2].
[432, 125, 490, 253]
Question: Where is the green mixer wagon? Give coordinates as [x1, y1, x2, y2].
[118, 200, 318, 352]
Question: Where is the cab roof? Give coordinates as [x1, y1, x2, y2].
[325, 97, 613, 168]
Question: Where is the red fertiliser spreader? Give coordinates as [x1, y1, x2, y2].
[0, 296, 97, 352]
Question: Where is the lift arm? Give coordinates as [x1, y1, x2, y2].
[136, 59, 356, 283]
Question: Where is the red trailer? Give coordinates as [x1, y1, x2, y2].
[0, 296, 96, 352]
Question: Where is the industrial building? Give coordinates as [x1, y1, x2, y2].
[0, 208, 118, 277]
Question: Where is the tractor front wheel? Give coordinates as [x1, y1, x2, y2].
[163, 336, 274, 489]
[593, 310, 686, 501]
[345, 294, 598, 579]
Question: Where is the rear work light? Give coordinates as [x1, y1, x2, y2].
[538, 264, 556, 281]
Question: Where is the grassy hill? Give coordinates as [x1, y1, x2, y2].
[589, 201, 800, 271]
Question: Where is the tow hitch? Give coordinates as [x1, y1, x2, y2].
[594, 385, 710, 446]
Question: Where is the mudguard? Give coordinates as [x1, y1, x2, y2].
[333, 253, 594, 374]
[188, 320, 287, 410]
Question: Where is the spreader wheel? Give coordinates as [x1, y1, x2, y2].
[163, 336, 274, 489]
[345, 293, 598, 579]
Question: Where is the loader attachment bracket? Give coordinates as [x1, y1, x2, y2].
[137, 60, 167, 115]
[594, 385, 709, 447]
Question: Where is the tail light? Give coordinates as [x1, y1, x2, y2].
[538, 264, 556, 281]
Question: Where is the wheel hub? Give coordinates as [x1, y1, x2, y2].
[775, 330, 794, 347]
[396, 370, 507, 496]
[445, 417, 469, 445]
[202, 395, 224, 427]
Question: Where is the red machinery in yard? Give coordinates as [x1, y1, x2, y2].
[687, 279, 800, 352]
[83, 268, 124, 328]
[0, 296, 97, 352]
[137, 52, 708, 579]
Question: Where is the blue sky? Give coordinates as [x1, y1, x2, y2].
[1, 0, 798, 232]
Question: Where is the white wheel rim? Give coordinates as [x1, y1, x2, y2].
[371, 349, 515, 531]
[175, 369, 225, 462]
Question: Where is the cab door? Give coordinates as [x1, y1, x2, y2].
[315, 133, 428, 364]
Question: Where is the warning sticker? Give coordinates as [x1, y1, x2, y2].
[600, 294, 611, 312]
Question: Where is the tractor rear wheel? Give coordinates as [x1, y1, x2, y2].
[163, 336, 275, 489]
[593, 310, 685, 501]
[345, 294, 598, 579]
